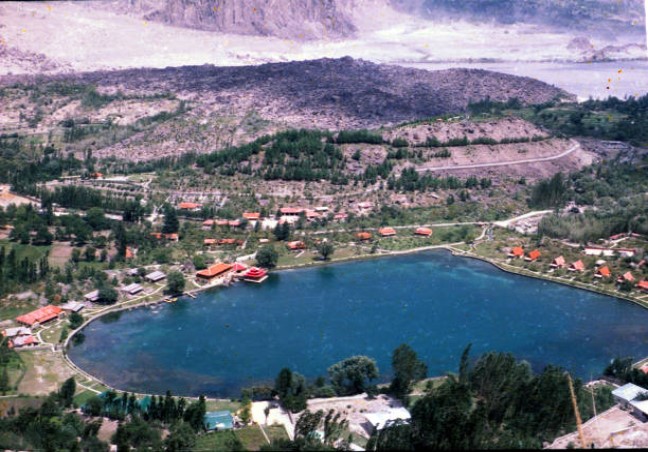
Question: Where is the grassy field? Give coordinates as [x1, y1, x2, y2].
[194, 425, 270, 451]
[205, 399, 241, 413]
[17, 350, 75, 395]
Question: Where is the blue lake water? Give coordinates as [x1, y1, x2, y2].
[68, 251, 648, 397]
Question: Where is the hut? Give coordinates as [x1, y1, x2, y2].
[508, 247, 524, 258]
[569, 260, 585, 272]
[525, 250, 541, 262]
[378, 227, 397, 237]
[145, 270, 167, 282]
[414, 227, 432, 237]
[618, 272, 635, 284]
[286, 241, 306, 251]
[550, 256, 566, 268]
[596, 266, 611, 278]
[204, 411, 234, 431]
[356, 232, 372, 241]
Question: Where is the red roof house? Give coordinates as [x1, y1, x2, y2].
[196, 263, 233, 280]
[243, 267, 268, 282]
[509, 247, 524, 258]
[16, 305, 64, 326]
[356, 232, 372, 241]
[569, 260, 585, 272]
[596, 266, 611, 278]
[525, 250, 541, 261]
[178, 202, 201, 210]
[204, 239, 217, 246]
[280, 207, 303, 215]
[638, 281, 648, 292]
[243, 212, 261, 220]
[415, 227, 433, 237]
[618, 272, 635, 283]
[286, 241, 306, 251]
[551, 256, 566, 268]
[378, 227, 397, 237]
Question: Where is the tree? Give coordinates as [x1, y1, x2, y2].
[86, 207, 107, 230]
[59, 377, 76, 408]
[164, 421, 196, 452]
[0, 367, 9, 395]
[69, 312, 84, 330]
[274, 368, 308, 413]
[166, 271, 185, 295]
[97, 286, 118, 304]
[317, 242, 335, 261]
[256, 245, 278, 269]
[162, 206, 179, 234]
[390, 344, 427, 399]
[328, 356, 379, 395]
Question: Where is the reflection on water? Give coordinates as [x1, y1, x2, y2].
[68, 251, 648, 397]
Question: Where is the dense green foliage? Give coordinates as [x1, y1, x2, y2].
[389, 344, 427, 400]
[274, 368, 309, 413]
[256, 245, 279, 268]
[166, 271, 186, 295]
[328, 355, 379, 396]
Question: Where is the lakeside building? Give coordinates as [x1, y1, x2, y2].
[612, 383, 648, 410]
[150, 232, 179, 241]
[121, 283, 143, 296]
[525, 250, 541, 262]
[584, 246, 636, 258]
[356, 232, 372, 241]
[84, 290, 100, 302]
[60, 301, 85, 312]
[569, 260, 585, 272]
[2, 327, 31, 338]
[178, 202, 201, 211]
[638, 281, 648, 293]
[618, 272, 635, 284]
[204, 411, 234, 431]
[9, 335, 38, 349]
[286, 241, 306, 251]
[196, 263, 233, 280]
[508, 247, 524, 258]
[415, 227, 433, 237]
[550, 256, 566, 268]
[16, 305, 64, 327]
[145, 270, 167, 283]
[596, 266, 612, 278]
[378, 227, 397, 237]
[242, 267, 268, 283]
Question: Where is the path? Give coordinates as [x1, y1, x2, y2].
[416, 140, 580, 173]
[492, 210, 554, 228]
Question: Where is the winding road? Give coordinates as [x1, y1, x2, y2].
[416, 139, 581, 173]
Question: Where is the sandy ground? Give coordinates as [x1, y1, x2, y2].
[547, 405, 648, 449]
[0, 1, 643, 76]
[0, 185, 37, 208]
[18, 349, 75, 396]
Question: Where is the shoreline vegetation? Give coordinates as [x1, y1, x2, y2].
[60, 238, 648, 401]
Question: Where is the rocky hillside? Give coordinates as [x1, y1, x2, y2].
[11, 57, 571, 127]
[104, 0, 385, 39]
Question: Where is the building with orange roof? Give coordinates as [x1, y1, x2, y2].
[16, 305, 64, 327]
[525, 250, 541, 262]
[125, 247, 135, 259]
[218, 238, 238, 245]
[415, 227, 432, 237]
[202, 219, 215, 230]
[508, 247, 524, 258]
[204, 239, 217, 246]
[178, 202, 201, 210]
[550, 256, 566, 268]
[215, 219, 230, 226]
[164, 233, 179, 241]
[286, 241, 306, 251]
[9, 335, 38, 349]
[378, 227, 397, 237]
[596, 266, 611, 278]
[569, 260, 585, 272]
[356, 232, 372, 241]
[618, 272, 635, 283]
[243, 212, 261, 220]
[228, 220, 242, 227]
[196, 263, 234, 280]
[638, 281, 648, 293]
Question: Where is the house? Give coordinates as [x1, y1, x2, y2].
[508, 247, 524, 258]
[242, 267, 268, 283]
[596, 266, 611, 278]
[228, 220, 242, 228]
[164, 233, 179, 241]
[550, 256, 566, 268]
[145, 270, 167, 282]
[638, 281, 648, 293]
[569, 260, 585, 272]
[121, 283, 143, 296]
[357, 202, 374, 211]
[178, 202, 201, 211]
[16, 305, 64, 327]
[203, 239, 218, 246]
[584, 246, 616, 257]
[612, 383, 648, 409]
[305, 210, 320, 221]
[378, 227, 397, 237]
[525, 250, 541, 262]
[196, 263, 233, 280]
[150, 232, 163, 240]
[356, 232, 372, 241]
[215, 219, 230, 226]
[218, 238, 240, 245]
[618, 272, 635, 284]
[280, 207, 303, 216]
[2, 327, 31, 338]
[315, 206, 329, 212]
[84, 290, 100, 302]
[204, 411, 234, 431]
[333, 213, 348, 222]
[415, 227, 432, 237]
[202, 219, 215, 230]
[60, 301, 85, 312]
[286, 241, 306, 251]
[9, 335, 38, 349]
[125, 247, 135, 259]
[242, 212, 261, 220]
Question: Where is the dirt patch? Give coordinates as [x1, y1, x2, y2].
[18, 350, 75, 396]
[0, 185, 38, 209]
[49, 242, 74, 268]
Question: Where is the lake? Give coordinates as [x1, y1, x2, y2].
[68, 251, 648, 397]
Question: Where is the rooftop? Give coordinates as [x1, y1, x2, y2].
[16, 305, 63, 326]
[613, 383, 647, 402]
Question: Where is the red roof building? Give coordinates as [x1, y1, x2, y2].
[280, 207, 303, 215]
[216, 219, 230, 226]
[551, 256, 566, 268]
[243, 267, 268, 281]
[164, 233, 179, 241]
[415, 227, 433, 237]
[204, 239, 217, 245]
[202, 219, 215, 229]
[618, 271, 635, 283]
[638, 281, 648, 292]
[378, 227, 397, 237]
[9, 335, 38, 348]
[525, 249, 541, 261]
[509, 247, 524, 258]
[125, 247, 135, 259]
[356, 232, 372, 241]
[228, 220, 242, 227]
[16, 305, 64, 326]
[218, 238, 239, 245]
[597, 266, 611, 278]
[178, 202, 201, 210]
[196, 263, 234, 279]
[243, 212, 261, 220]
[569, 260, 585, 272]
[286, 241, 306, 251]
[232, 263, 248, 273]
